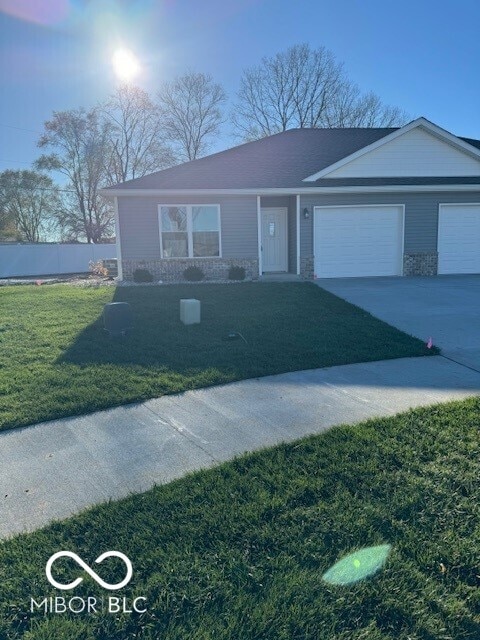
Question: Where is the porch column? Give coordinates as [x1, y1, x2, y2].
[296, 194, 300, 275]
[256, 195, 262, 276]
[114, 197, 123, 280]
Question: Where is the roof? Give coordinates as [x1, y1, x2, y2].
[106, 128, 396, 191]
[103, 125, 480, 194]
[460, 136, 480, 151]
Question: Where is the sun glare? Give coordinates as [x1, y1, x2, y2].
[112, 48, 140, 82]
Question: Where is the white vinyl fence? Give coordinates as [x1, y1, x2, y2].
[0, 243, 117, 278]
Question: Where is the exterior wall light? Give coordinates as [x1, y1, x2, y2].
[303, 208, 310, 219]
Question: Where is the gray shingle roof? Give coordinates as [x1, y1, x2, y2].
[460, 136, 480, 151]
[107, 128, 480, 192]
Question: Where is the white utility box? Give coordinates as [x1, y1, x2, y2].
[180, 298, 201, 325]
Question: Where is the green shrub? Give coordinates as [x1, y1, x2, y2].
[133, 268, 154, 283]
[183, 266, 204, 281]
[228, 265, 246, 281]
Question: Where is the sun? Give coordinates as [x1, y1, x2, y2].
[112, 48, 140, 82]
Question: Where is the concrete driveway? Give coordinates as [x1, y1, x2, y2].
[317, 275, 480, 371]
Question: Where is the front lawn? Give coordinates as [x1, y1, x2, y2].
[0, 398, 478, 639]
[0, 282, 434, 431]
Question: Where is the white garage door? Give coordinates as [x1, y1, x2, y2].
[314, 205, 404, 278]
[438, 204, 480, 274]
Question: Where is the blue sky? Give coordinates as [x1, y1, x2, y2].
[1, 0, 479, 176]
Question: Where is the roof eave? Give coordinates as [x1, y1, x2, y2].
[100, 184, 480, 197]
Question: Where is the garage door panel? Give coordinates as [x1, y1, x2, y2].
[314, 205, 403, 278]
[438, 205, 480, 274]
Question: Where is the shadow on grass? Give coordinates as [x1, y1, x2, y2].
[0, 282, 449, 434]
[56, 284, 257, 375]
[57, 282, 435, 377]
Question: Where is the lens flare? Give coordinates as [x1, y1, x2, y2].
[0, 0, 69, 25]
[322, 544, 392, 585]
[111, 48, 140, 83]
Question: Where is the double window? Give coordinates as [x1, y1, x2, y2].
[159, 205, 221, 258]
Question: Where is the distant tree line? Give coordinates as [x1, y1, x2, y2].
[0, 44, 409, 244]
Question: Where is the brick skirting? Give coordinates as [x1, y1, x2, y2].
[403, 252, 438, 276]
[122, 258, 259, 282]
[300, 253, 439, 279]
[300, 256, 314, 279]
[123, 254, 439, 282]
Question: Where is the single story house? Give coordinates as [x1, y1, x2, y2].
[101, 117, 480, 281]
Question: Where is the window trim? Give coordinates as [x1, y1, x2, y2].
[158, 204, 222, 259]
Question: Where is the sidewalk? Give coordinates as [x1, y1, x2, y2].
[1, 355, 479, 539]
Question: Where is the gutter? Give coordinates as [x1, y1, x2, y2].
[100, 184, 480, 197]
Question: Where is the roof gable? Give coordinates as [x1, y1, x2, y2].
[303, 118, 480, 181]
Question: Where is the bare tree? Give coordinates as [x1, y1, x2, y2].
[351, 91, 409, 127]
[0, 170, 60, 242]
[233, 44, 409, 140]
[157, 72, 226, 161]
[36, 109, 113, 243]
[0, 200, 18, 241]
[325, 82, 409, 128]
[101, 84, 174, 184]
[233, 44, 343, 140]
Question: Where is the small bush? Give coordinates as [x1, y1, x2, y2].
[183, 266, 204, 282]
[89, 260, 109, 277]
[228, 265, 246, 281]
[133, 268, 154, 283]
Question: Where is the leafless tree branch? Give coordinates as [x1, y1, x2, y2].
[36, 109, 113, 243]
[101, 85, 174, 184]
[157, 72, 226, 162]
[233, 44, 409, 140]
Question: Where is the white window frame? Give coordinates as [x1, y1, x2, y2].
[158, 204, 222, 259]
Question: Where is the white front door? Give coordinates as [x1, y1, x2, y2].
[261, 208, 288, 272]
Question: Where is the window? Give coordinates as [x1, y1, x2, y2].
[160, 206, 187, 257]
[159, 205, 221, 258]
[192, 206, 220, 256]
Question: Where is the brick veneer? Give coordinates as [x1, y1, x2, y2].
[300, 256, 314, 279]
[403, 252, 438, 276]
[123, 253, 439, 282]
[122, 258, 259, 282]
[300, 253, 439, 279]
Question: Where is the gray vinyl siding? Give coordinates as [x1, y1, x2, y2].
[261, 197, 289, 208]
[118, 190, 480, 266]
[300, 191, 480, 258]
[118, 197, 160, 260]
[118, 195, 258, 260]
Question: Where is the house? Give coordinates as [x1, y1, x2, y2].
[100, 117, 480, 281]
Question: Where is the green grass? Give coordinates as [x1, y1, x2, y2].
[0, 399, 479, 639]
[0, 282, 434, 431]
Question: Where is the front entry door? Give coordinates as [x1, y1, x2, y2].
[261, 208, 288, 272]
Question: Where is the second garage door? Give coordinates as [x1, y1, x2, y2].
[438, 204, 480, 274]
[314, 205, 404, 278]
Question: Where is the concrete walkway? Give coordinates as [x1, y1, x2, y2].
[1, 355, 479, 539]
